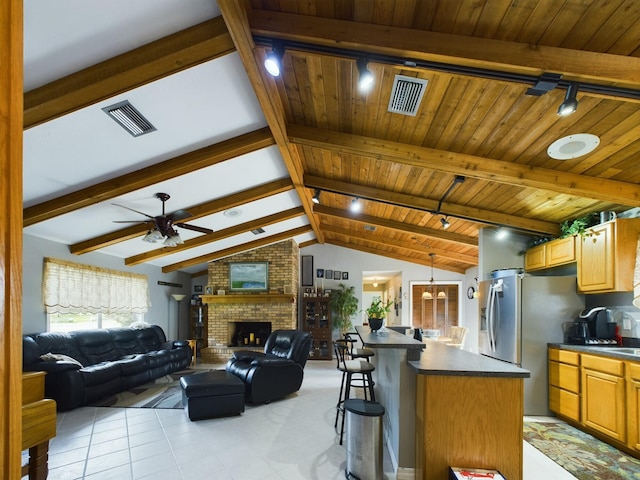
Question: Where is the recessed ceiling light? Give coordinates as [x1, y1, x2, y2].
[223, 208, 243, 218]
[547, 133, 600, 160]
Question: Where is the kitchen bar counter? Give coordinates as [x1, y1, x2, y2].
[409, 339, 530, 480]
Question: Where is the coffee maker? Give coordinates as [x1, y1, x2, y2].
[566, 306, 617, 345]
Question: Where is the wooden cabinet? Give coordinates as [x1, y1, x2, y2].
[627, 363, 640, 452]
[548, 348, 581, 422]
[301, 296, 332, 360]
[581, 353, 626, 442]
[525, 236, 575, 272]
[577, 218, 640, 293]
[190, 304, 208, 357]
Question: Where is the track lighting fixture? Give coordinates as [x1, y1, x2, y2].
[557, 83, 579, 116]
[312, 189, 321, 204]
[350, 197, 362, 213]
[373, 278, 378, 288]
[440, 216, 450, 229]
[264, 44, 285, 77]
[495, 227, 509, 240]
[356, 58, 374, 92]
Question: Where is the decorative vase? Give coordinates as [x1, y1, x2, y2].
[369, 317, 384, 332]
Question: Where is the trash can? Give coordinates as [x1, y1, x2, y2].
[344, 399, 385, 480]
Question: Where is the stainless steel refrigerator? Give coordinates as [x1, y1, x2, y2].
[479, 269, 585, 415]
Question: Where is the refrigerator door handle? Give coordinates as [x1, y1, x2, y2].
[487, 284, 496, 352]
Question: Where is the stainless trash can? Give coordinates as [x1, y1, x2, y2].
[344, 399, 385, 480]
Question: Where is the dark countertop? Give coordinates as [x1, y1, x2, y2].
[409, 340, 530, 378]
[355, 325, 425, 350]
[549, 343, 640, 362]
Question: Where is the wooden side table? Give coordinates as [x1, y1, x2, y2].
[187, 339, 197, 366]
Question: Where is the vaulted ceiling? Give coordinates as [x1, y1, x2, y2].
[23, 0, 640, 276]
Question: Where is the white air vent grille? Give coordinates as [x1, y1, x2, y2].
[388, 75, 428, 116]
[102, 100, 156, 137]
[364, 225, 376, 232]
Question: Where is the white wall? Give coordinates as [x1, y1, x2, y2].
[300, 244, 479, 344]
[23, 234, 192, 338]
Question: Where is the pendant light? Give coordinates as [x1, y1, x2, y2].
[422, 253, 437, 299]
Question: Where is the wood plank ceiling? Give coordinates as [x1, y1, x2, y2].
[26, 1, 640, 275]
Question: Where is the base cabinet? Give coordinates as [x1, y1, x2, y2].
[548, 349, 580, 422]
[627, 363, 640, 452]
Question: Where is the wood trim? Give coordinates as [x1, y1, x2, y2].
[162, 225, 312, 272]
[250, 9, 640, 89]
[25, 127, 275, 227]
[24, 16, 235, 128]
[218, 0, 324, 243]
[200, 294, 295, 304]
[305, 174, 560, 236]
[1, 0, 24, 477]
[290, 124, 640, 206]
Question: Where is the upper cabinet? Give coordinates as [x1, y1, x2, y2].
[525, 236, 576, 272]
[577, 218, 640, 293]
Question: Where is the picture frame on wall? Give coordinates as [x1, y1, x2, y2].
[301, 255, 314, 286]
[342, 272, 349, 280]
[316, 268, 324, 278]
[229, 262, 269, 291]
[333, 271, 341, 280]
[325, 269, 333, 280]
[194, 285, 203, 293]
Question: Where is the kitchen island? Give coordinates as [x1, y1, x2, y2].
[410, 339, 530, 480]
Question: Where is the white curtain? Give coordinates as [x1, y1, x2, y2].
[43, 258, 150, 314]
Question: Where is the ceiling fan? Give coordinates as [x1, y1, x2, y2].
[113, 193, 213, 246]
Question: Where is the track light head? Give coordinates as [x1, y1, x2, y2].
[440, 216, 450, 229]
[557, 83, 579, 116]
[350, 197, 362, 213]
[312, 189, 321, 204]
[264, 44, 285, 77]
[356, 58, 374, 92]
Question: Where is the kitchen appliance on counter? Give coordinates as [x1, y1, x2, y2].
[565, 306, 617, 345]
[479, 269, 585, 415]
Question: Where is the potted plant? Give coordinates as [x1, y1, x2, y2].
[365, 296, 394, 332]
[329, 283, 359, 335]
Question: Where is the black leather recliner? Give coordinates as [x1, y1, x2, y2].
[226, 329, 312, 404]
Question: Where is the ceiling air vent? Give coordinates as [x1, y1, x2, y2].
[387, 75, 428, 116]
[251, 228, 266, 235]
[364, 225, 376, 232]
[102, 100, 156, 137]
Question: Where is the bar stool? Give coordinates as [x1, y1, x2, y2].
[333, 341, 376, 445]
[343, 332, 375, 362]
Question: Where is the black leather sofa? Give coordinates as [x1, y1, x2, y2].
[22, 325, 192, 411]
[226, 329, 313, 404]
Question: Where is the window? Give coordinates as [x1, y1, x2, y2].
[43, 258, 150, 332]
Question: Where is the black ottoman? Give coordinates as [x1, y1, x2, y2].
[180, 370, 245, 421]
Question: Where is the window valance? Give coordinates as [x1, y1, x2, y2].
[43, 258, 150, 314]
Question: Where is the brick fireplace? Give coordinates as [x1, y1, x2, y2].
[200, 240, 299, 363]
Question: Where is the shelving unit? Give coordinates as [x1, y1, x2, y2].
[301, 296, 332, 360]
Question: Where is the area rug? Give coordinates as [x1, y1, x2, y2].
[524, 421, 640, 479]
[88, 368, 209, 409]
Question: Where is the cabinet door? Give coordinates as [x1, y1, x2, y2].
[578, 222, 615, 292]
[524, 244, 546, 271]
[581, 367, 626, 442]
[546, 236, 575, 266]
[628, 377, 640, 451]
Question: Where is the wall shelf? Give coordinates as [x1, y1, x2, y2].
[200, 294, 295, 305]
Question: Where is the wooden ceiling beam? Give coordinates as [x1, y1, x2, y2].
[69, 177, 293, 255]
[314, 205, 478, 248]
[24, 16, 235, 128]
[305, 174, 560, 236]
[218, 0, 323, 244]
[322, 224, 477, 265]
[125, 206, 305, 265]
[24, 127, 275, 227]
[250, 10, 640, 89]
[327, 238, 466, 275]
[290, 125, 640, 206]
[162, 225, 312, 273]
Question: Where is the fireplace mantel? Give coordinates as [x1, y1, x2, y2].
[201, 294, 295, 305]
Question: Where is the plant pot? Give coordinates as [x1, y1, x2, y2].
[369, 317, 384, 332]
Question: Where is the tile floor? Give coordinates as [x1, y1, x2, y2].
[34, 361, 578, 480]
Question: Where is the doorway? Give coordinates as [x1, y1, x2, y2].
[410, 281, 461, 337]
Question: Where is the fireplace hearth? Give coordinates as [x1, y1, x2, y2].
[228, 321, 272, 347]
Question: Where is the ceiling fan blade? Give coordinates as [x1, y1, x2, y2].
[112, 220, 150, 224]
[175, 223, 213, 234]
[167, 209, 192, 222]
[112, 203, 155, 219]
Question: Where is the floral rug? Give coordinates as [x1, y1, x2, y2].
[523, 421, 640, 479]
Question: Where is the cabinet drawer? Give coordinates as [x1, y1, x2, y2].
[549, 348, 580, 365]
[629, 362, 640, 381]
[549, 361, 580, 393]
[582, 353, 624, 376]
[549, 385, 580, 422]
